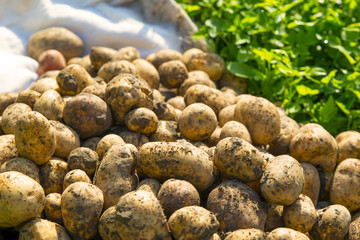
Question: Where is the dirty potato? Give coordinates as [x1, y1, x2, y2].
[15, 89, 41, 108]
[159, 60, 188, 89]
[44, 193, 63, 225]
[63, 169, 92, 191]
[81, 137, 101, 151]
[218, 104, 236, 127]
[67, 147, 99, 178]
[0, 157, 40, 183]
[29, 77, 59, 93]
[146, 49, 183, 69]
[149, 120, 178, 142]
[33, 90, 65, 121]
[224, 229, 266, 240]
[18, 218, 71, 240]
[136, 178, 162, 196]
[0, 134, 18, 165]
[219, 121, 252, 143]
[132, 59, 160, 89]
[178, 70, 215, 96]
[301, 162, 320, 206]
[118, 129, 149, 148]
[0, 92, 18, 115]
[264, 203, 284, 232]
[50, 120, 80, 159]
[153, 101, 177, 121]
[167, 96, 186, 110]
[118, 46, 140, 62]
[182, 48, 204, 66]
[39, 158, 69, 195]
[125, 108, 159, 135]
[2, 103, 32, 134]
[98, 206, 121, 240]
[187, 52, 225, 81]
[335, 130, 360, 164]
[98, 60, 138, 83]
[96, 134, 125, 160]
[267, 228, 310, 240]
[89, 46, 121, 70]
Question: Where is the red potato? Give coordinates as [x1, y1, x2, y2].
[37, 49, 66, 75]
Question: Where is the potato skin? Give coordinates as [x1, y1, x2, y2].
[132, 59, 160, 89]
[335, 131, 360, 164]
[146, 49, 183, 69]
[214, 137, 266, 182]
[187, 52, 225, 81]
[0, 171, 45, 228]
[224, 229, 266, 240]
[18, 218, 71, 240]
[168, 206, 219, 240]
[137, 141, 214, 191]
[267, 228, 310, 240]
[39, 158, 69, 195]
[44, 193, 63, 225]
[260, 155, 305, 206]
[219, 121, 252, 143]
[125, 108, 159, 135]
[2, 103, 32, 134]
[61, 182, 104, 240]
[15, 111, 56, 165]
[98, 60, 138, 83]
[0, 92, 18, 115]
[63, 169, 92, 191]
[33, 90, 65, 121]
[30, 77, 59, 93]
[149, 120, 178, 142]
[15, 89, 41, 108]
[0, 157, 40, 183]
[67, 147, 99, 178]
[159, 60, 188, 88]
[50, 120, 80, 159]
[301, 162, 320, 206]
[219, 104, 236, 127]
[96, 134, 125, 160]
[116, 190, 172, 240]
[98, 206, 121, 240]
[0, 134, 19, 165]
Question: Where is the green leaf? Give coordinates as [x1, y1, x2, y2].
[296, 85, 320, 96]
[280, 0, 304, 13]
[185, 4, 201, 12]
[226, 62, 262, 79]
[335, 100, 350, 115]
[349, 88, 360, 101]
[320, 96, 338, 122]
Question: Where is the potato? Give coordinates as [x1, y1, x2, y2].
[94, 144, 138, 209]
[290, 123, 339, 172]
[214, 137, 266, 182]
[153, 101, 177, 121]
[95, 134, 125, 160]
[283, 194, 316, 233]
[98, 206, 121, 240]
[224, 229, 266, 240]
[0, 171, 45, 228]
[15, 89, 41, 108]
[146, 49, 183, 69]
[0, 92, 18, 115]
[159, 60, 188, 88]
[56, 64, 94, 96]
[330, 158, 360, 211]
[167, 96, 186, 110]
[152, 89, 166, 103]
[178, 103, 217, 141]
[264, 203, 284, 232]
[157, 179, 200, 218]
[0, 134, 18, 165]
[149, 120, 178, 142]
[204, 126, 222, 147]
[183, 48, 204, 65]
[234, 94, 281, 145]
[1, 103, 32, 134]
[63, 169, 92, 191]
[118, 129, 149, 148]
[219, 121, 252, 143]
[118, 46, 140, 61]
[38, 70, 60, 79]
[29, 77, 59, 93]
[63, 93, 112, 138]
[115, 190, 172, 240]
[137, 141, 214, 191]
[44, 193, 63, 224]
[18, 218, 71, 240]
[267, 228, 310, 240]
[309, 204, 351, 240]
[335, 131, 360, 164]
[15, 111, 56, 165]
[168, 206, 219, 240]
[301, 162, 320, 206]
[68, 55, 96, 76]
[185, 84, 230, 116]
[61, 182, 104, 240]
[90, 46, 121, 70]
[98, 60, 138, 83]
[33, 90, 65, 121]
[217, 69, 248, 94]
[132, 59, 160, 89]
[348, 213, 360, 240]
[125, 107, 159, 135]
[81, 137, 101, 151]
[39, 158, 69, 195]
[260, 155, 305, 205]
[136, 178, 161, 196]
[207, 180, 267, 232]
[81, 82, 106, 99]
[219, 104, 236, 127]
[105, 73, 153, 124]
[67, 147, 99, 178]
[0, 157, 40, 183]
[37, 49, 66, 75]
[187, 52, 225, 81]
[178, 70, 215, 96]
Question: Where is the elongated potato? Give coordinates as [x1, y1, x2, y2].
[33, 90, 65, 121]
[18, 218, 71, 240]
[224, 229, 266, 240]
[137, 141, 214, 191]
[0, 157, 40, 183]
[1, 103, 32, 134]
[0, 134, 18, 165]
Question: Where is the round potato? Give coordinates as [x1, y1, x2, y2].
[90, 46, 122, 70]
[1, 103, 32, 134]
[0, 92, 18, 115]
[0, 171, 45, 228]
[39, 158, 69, 195]
[149, 120, 178, 142]
[301, 162, 320, 206]
[335, 130, 360, 164]
[136, 178, 162, 196]
[118, 46, 140, 62]
[37, 49, 67, 75]
[0, 157, 40, 183]
[153, 101, 177, 121]
[15, 89, 41, 108]
[67, 147, 99, 178]
[167, 96, 186, 110]
[224, 229, 266, 240]
[63, 169, 92, 191]
[178, 70, 215, 96]
[146, 49, 183, 69]
[219, 121, 252, 143]
[96, 134, 125, 160]
[132, 59, 160, 89]
[44, 193, 63, 225]
[33, 90, 65, 121]
[267, 228, 310, 240]
[125, 108, 159, 135]
[159, 60, 188, 88]
[15, 111, 56, 165]
[98, 206, 121, 240]
[98, 60, 138, 83]
[50, 120, 80, 159]
[168, 206, 219, 240]
[182, 48, 204, 65]
[30, 77, 59, 93]
[187, 52, 225, 81]
[18, 218, 71, 240]
[218, 104, 236, 127]
[0, 134, 18, 165]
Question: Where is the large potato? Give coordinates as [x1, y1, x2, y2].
[214, 137, 266, 182]
[260, 155, 305, 206]
[0, 134, 18, 165]
[33, 90, 65, 121]
[187, 52, 225, 81]
[0, 171, 45, 228]
[39, 158, 69, 195]
[57, 64, 94, 96]
[0, 157, 40, 183]
[50, 120, 80, 159]
[301, 162, 320, 205]
[61, 182, 104, 240]
[18, 218, 71, 240]
[15, 111, 56, 165]
[335, 130, 360, 163]
[267, 228, 310, 240]
[116, 190, 172, 240]
[1, 103, 32, 134]
[137, 141, 214, 191]
[224, 229, 266, 240]
[98, 60, 138, 83]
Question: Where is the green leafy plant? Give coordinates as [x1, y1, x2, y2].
[177, 0, 360, 135]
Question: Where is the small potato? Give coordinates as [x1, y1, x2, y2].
[348, 213, 360, 240]
[33, 90, 65, 121]
[0, 134, 18, 165]
[178, 103, 217, 141]
[132, 59, 160, 89]
[63, 169, 92, 191]
[15, 111, 56, 165]
[81, 137, 101, 151]
[68, 55, 96, 76]
[98, 206, 121, 240]
[98, 60, 138, 83]
[146, 49, 183, 69]
[218, 104, 236, 127]
[152, 89, 166, 103]
[138, 141, 214, 191]
[61, 182, 104, 240]
[28, 27, 83, 60]
[18, 218, 71, 240]
[0, 157, 40, 183]
[96, 134, 125, 160]
[125, 108, 159, 135]
[234, 95, 281, 145]
[56, 64, 94, 96]
[149, 120, 178, 142]
[290, 123, 339, 172]
[309, 204, 351, 240]
[118, 46, 140, 62]
[1, 103, 32, 134]
[207, 180, 267, 232]
[264, 203, 284, 232]
[50, 120, 80, 159]
[39, 158, 69, 195]
[335, 131, 360, 164]
[168, 206, 219, 240]
[15, 89, 41, 108]
[118, 129, 149, 148]
[67, 147, 99, 178]
[63, 93, 112, 139]
[153, 102, 177, 121]
[157, 179, 200, 218]
[136, 178, 161, 196]
[301, 162, 320, 205]
[0, 171, 45, 228]
[90, 46, 121, 70]
[81, 82, 106, 99]
[224, 229, 266, 240]
[178, 70, 214, 96]
[167, 96, 186, 110]
[187, 52, 225, 81]
[116, 190, 172, 240]
[0, 92, 18, 115]
[214, 137, 266, 182]
[260, 155, 305, 206]
[159, 60, 188, 88]
[219, 121, 252, 143]
[182, 48, 204, 66]
[37, 49, 66, 75]
[29, 77, 59, 93]
[217, 69, 248, 94]
[267, 228, 310, 240]
[44, 193, 63, 224]
[204, 126, 222, 147]
[283, 194, 317, 233]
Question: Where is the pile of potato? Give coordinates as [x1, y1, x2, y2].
[0, 26, 360, 240]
